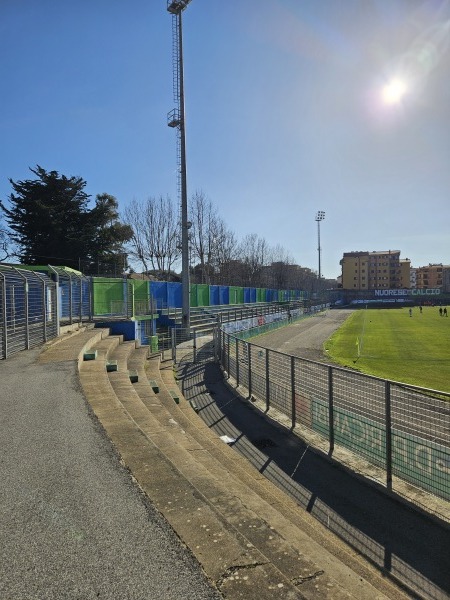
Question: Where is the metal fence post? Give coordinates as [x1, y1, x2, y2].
[14, 269, 29, 350]
[171, 327, 176, 363]
[236, 338, 240, 387]
[68, 273, 73, 325]
[78, 273, 83, 322]
[328, 366, 334, 456]
[47, 265, 61, 335]
[385, 380, 392, 491]
[291, 355, 296, 429]
[265, 348, 270, 412]
[248, 342, 252, 398]
[193, 329, 197, 363]
[35, 272, 48, 342]
[227, 332, 230, 377]
[1, 272, 7, 359]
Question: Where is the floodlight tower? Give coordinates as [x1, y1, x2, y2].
[167, 0, 192, 330]
[315, 211, 325, 283]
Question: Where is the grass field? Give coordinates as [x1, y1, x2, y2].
[324, 306, 450, 393]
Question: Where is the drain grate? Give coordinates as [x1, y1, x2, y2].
[251, 437, 277, 450]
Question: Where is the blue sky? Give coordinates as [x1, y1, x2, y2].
[1, 0, 449, 279]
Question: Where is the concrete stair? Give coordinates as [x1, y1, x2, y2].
[73, 331, 407, 600]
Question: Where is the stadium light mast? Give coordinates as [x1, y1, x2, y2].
[315, 211, 325, 283]
[167, 0, 192, 330]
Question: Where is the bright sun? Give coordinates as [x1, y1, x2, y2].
[382, 79, 407, 105]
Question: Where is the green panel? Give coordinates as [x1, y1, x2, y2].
[312, 400, 450, 501]
[93, 278, 125, 315]
[256, 288, 265, 302]
[228, 286, 244, 304]
[228, 286, 239, 305]
[190, 284, 198, 307]
[133, 279, 149, 300]
[197, 284, 210, 307]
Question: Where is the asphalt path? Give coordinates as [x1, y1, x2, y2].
[178, 312, 450, 600]
[0, 348, 221, 600]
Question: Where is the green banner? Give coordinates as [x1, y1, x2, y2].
[312, 400, 450, 501]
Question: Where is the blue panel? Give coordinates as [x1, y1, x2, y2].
[219, 286, 229, 305]
[167, 282, 182, 308]
[243, 288, 257, 303]
[95, 320, 137, 342]
[150, 281, 167, 309]
[210, 285, 219, 306]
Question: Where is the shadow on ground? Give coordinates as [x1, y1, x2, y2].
[176, 343, 450, 600]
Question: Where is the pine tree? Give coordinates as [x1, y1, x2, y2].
[0, 166, 132, 273]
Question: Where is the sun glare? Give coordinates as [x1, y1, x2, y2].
[382, 79, 407, 105]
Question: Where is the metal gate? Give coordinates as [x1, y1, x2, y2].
[170, 327, 218, 365]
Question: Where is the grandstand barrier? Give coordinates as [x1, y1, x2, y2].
[219, 311, 450, 510]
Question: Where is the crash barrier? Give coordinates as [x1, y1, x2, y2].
[0, 266, 58, 359]
[219, 316, 450, 510]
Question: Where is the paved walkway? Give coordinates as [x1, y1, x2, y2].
[0, 345, 221, 600]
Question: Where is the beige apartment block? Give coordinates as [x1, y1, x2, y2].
[340, 250, 411, 291]
[415, 263, 450, 289]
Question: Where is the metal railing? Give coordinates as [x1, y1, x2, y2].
[219, 320, 450, 515]
[0, 266, 58, 360]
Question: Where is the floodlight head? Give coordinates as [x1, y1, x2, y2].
[167, 0, 192, 14]
[315, 210, 325, 222]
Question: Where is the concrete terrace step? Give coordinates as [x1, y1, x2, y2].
[38, 327, 110, 368]
[108, 340, 136, 372]
[83, 346, 404, 599]
[80, 336, 123, 373]
[103, 356, 340, 598]
[79, 354, 308, 598]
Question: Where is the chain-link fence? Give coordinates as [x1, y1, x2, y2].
[0, 266, 58, 359]
[220, 327, 450, 512]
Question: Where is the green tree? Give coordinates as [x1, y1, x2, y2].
[0, 166, 131, 273]
[88, 193, 133, 275]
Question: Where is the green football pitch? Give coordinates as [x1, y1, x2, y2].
[324, 306, 450, 393]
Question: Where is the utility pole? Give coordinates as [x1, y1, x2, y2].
[167, 0, 192, 330]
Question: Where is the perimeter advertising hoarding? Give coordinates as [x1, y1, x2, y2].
[373, 289, 441, 296]
[312, 399, 450, 501]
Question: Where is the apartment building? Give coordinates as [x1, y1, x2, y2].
[415, 264, 449, 289]
[340, 250, 410, 290]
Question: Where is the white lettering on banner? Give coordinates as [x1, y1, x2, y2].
[353, 420, 366, 443]
[436, 458, 450, 474]
[316, 404, 328, 426]
[415, 446, 432, 475]
[393, 437, 409, 466]
[370, 428, 383, 453]
[374, 289, 441, 297]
